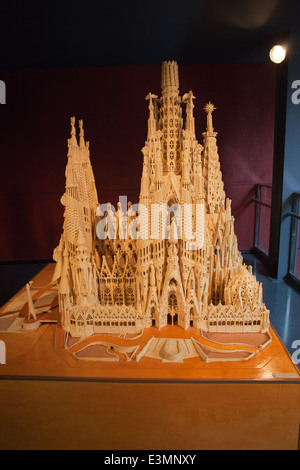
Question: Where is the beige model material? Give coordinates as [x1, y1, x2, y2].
[25, 282, 37, 321]
[22, 282, 41, 332]
[53, 61, 270, 339]
[73, 342, 140, 362]
[134, 337, 255, 363]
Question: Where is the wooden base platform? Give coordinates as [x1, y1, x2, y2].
[0, 264, 299, 450]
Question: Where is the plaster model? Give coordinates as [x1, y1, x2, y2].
[52, 61, 270, 339]
[135, 337, 256, 363]
[25, 282, 37, 321]
[22, 282, 41, 331]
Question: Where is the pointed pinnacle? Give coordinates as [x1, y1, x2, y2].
[204, 102, 216, 114]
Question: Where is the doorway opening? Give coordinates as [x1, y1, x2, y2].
[168, 293, 178, 326]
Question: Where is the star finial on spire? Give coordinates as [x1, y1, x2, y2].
[204, 102, 217, 134]
[204, 101, 216, 114]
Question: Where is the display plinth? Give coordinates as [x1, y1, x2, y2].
[0, 264, 299, 450]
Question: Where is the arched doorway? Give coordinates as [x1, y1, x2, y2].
[168, 293, 178, 326]
[190, 306, 194, 327]
[151, 306, 156, 327]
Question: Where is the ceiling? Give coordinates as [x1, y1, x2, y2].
[1, 0, 299, 69]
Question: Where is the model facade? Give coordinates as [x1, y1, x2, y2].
[52, 61, 270, 338]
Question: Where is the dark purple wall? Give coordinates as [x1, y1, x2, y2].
[0, 63, 276, 261]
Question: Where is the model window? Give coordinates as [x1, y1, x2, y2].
[126, 288, 135, 305]
[104, 288, 112, 305]
[114, 287, 123, 305]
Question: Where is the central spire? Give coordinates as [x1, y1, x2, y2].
[159, 61, 182, 173]
[161, 60, 179, 89]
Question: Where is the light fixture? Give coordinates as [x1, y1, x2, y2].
[269, 45, 286, 64]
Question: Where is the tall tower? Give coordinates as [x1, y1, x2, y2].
[53, 117, 99, 327]
[202, 102, 226, 215]
[62, 117, 99, 255]
[160, 61, 183, 174]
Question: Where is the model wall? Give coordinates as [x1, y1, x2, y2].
[0, 63, 276, 261]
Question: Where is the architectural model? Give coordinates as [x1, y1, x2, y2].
[52, 61, 270, 340]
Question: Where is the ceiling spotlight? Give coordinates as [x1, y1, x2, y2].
[269, 45, 286, 64]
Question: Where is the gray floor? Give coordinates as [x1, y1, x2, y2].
[0, 255, 300, 357]
[242, 252, 300, 357]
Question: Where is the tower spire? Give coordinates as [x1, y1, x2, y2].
[78, 119, 85, 147]
[69, 116, 78, 147]
[204, 101, 216, 134]
[161, 60, 179, 89]
[202, 102, 225, 214]
[183, 91, 196, 135]
[145, 92, 158, 138]
[160, 61, 182, 173]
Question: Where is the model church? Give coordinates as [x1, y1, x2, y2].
[52, 61, 270, 338]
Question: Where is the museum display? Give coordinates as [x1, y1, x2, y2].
[0, 61, 274, 364]
[53, 60, 270, 338]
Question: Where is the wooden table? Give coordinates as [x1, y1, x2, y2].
[0, 264, 299, 450]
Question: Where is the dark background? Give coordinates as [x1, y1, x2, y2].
[0, 0, 298, 261]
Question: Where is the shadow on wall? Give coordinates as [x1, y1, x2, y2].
[2, 185, 62, 262]
[3, 185, 37, 261]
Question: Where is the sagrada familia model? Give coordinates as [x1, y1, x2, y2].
[52, 61, 270, 339]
